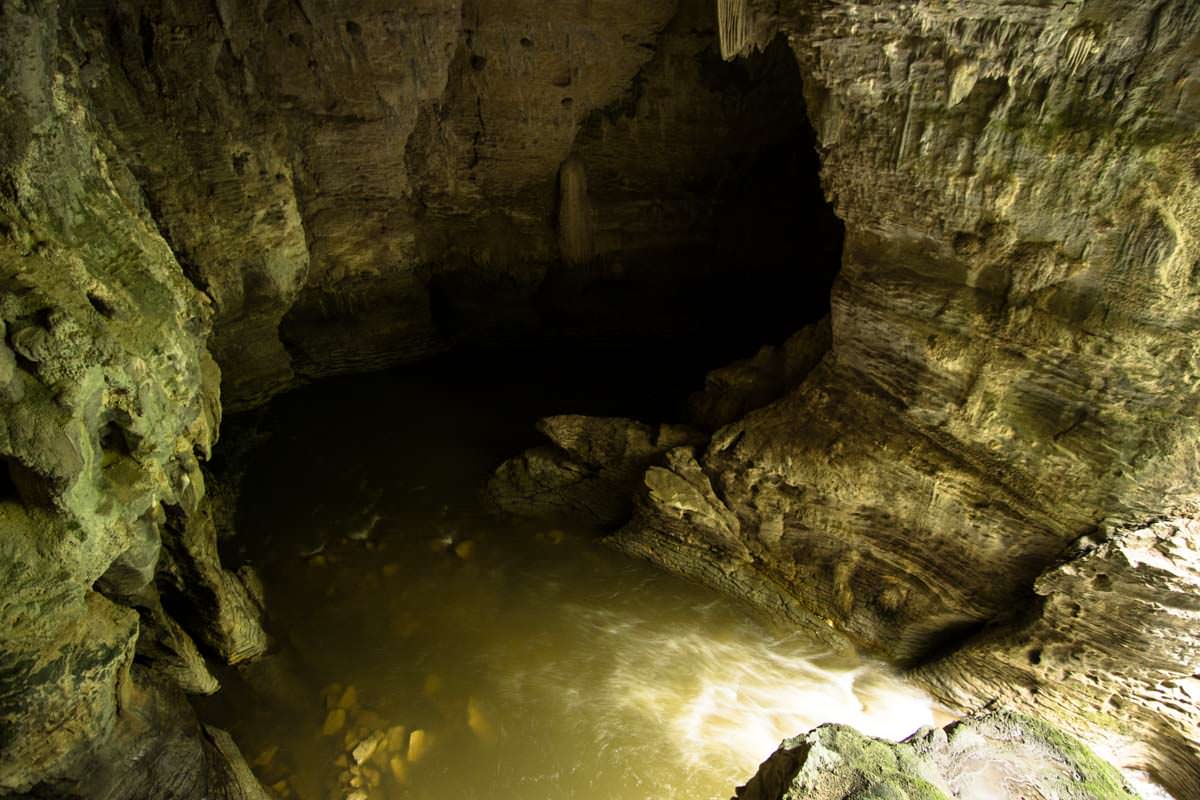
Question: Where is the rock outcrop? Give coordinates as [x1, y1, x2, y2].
[0, 3, 265, 796]
[735, 711, 1141, 800]
[486, 415, 707, 527]
[73, 0, 837, 409]
[4, 0, 1199, 797]
[498, 1, 1200, 796]
[687, 316, 831, 430]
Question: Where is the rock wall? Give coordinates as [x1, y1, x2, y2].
[0, 3, 265, 795]
[603, 0, 1200, 795]
[4, 0, 1198, 796]
[70, 0, 836, 410]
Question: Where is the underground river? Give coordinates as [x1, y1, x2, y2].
[198, 348, 938, 800]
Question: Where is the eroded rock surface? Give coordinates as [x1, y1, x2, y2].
[499, 1, 1200, 795]
[0, 3, 265, 796]
[687, 316, 831, 431]
[73, 0, 836, 409]
[917, 518, 1200, 799]
[735, 711, 1140, 800]
[486, 415, 707, 526]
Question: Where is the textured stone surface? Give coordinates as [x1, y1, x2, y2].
[0, 2, 265, 795]
[916, 518, 1200, 800]
[508, 1, 1200, 795]
[687, 315, 831, 430]
[486, 415, 707, 526]
[735, 711, 1140, 800]
[70, 0, 835, 408]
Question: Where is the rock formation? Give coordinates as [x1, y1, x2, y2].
[492, 1, 1200, 796]
[735, 711, 1141, 800]
[0, 3, 268, 796]
[487, 415, 708, 526]
[2, 0, 1198, 797]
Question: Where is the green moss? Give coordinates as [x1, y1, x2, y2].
[1018, 715, 1139, 800]
[800, 726, 952, 800]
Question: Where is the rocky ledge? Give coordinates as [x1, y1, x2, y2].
[735, 711, 1142, 800]
[493, 0, 1200, 795]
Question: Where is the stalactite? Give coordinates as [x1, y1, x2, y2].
[557, 156, 595, 266]
[718, 0, 752, 60]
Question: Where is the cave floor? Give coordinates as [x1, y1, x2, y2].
[197, 349, 934, 800]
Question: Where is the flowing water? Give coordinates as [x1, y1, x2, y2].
[200, 349, 937, 800]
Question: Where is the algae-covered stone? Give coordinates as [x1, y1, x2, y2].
[736, 711, 1141, 800]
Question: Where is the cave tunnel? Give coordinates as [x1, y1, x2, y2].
[0, 0, 1197, 799]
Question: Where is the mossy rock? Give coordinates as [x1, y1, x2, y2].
[737, 710, 1140, 800]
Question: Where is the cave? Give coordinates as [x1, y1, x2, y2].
[1, 2, 1198, 800]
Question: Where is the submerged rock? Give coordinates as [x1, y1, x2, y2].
[736, 711, 1140, 800]
[486, 415, 707, 527]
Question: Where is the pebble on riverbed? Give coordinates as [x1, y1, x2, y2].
[406, 729, 433, 763]
[319, 682, 443, 800]
[352, 731, 383, 765]
[322, 708, 347, 736]
[336, 684, 359, 710]
[467, 696, 496, 744]
[388, 755, 408, 785]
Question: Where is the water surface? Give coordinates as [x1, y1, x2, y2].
[201, 351, 934, 800]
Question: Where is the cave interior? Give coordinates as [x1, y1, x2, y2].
[0, 0, 1197, 799]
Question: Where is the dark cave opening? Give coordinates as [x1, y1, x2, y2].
[374, 32, 844, 395]
[203, 39, 853, 789]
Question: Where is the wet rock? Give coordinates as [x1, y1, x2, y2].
[735, 711, 1139, 800]
[383, 725, 408, 754]
[337, 685, 359, 710]
[0, 7, 264, 787]
[322, 709, 347, 737]
[134, 598, 221, 695]
[918, 518, 1200, 798]
[253, 746, 279, 769]
[204, 726, 272, 800]
[388, 755, 408, 785]
[486, 415, 708, 527]
[0, 336, 17, 388]
[351, 732, 384, 765]
[467, 697, 496, 744]
[406, 729, 433, 764]
[157, 508, 270, 665]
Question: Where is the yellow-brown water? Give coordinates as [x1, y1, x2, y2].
[201, 352, 935, 800]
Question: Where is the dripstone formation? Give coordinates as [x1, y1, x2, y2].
[1, 0, 1197, 798]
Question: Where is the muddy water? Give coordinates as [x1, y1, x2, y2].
[201, 350, 936, 800]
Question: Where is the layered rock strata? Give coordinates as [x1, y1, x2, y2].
[77, 0, 836, 409]
[497, 1, 1200, 796]
[486, 415, 708, 526]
